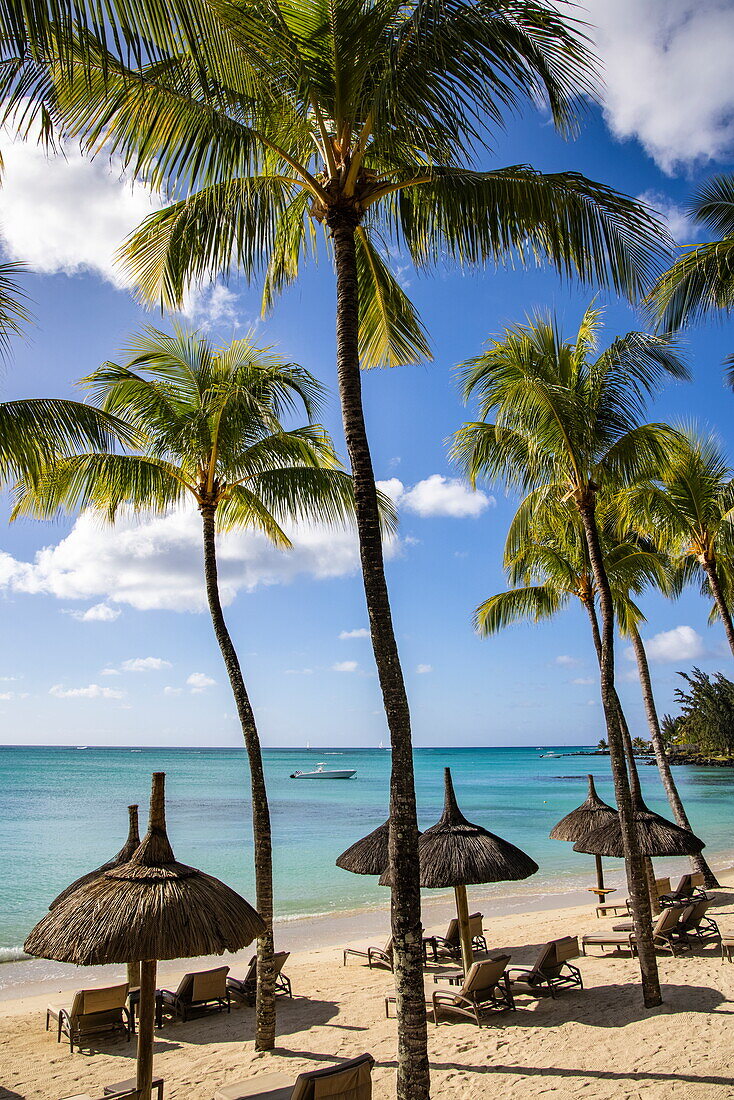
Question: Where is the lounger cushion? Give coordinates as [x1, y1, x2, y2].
[214, 1071, 293, 1100]
[582, 934, 630, 946]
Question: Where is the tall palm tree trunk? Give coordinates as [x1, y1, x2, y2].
[629, 625, 719, 888]
[703, 559, 734, 657]
[577, 499, 661, 1006]
[329, 213, 429, 1100]
[200, 503, 277, 1050]
[583, 602, 660, 909]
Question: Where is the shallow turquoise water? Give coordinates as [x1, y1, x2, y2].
[1, 745, 732, 955]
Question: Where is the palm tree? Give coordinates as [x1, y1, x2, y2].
[649, 174, 734, 335]
[13, 326, 362, 1049]
[620, 427, 734, 658]
[0, 260, 139, 485]
[480, 511, 718, 886]
[452, 304, 689, 1007]
[3, 7, 673, 1088]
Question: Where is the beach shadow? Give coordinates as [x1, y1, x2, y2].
[428, 1061, 734, 1088]
[494, 981, 727, 1028]
[0, 1089, 25, 1100]
[163, 997, 340, 1044]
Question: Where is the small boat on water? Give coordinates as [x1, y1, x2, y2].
[290, 762, 357, 779]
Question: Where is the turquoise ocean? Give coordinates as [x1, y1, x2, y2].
[2, 745, 733, 964]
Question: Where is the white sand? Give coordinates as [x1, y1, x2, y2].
[2, 877, 734, 1100]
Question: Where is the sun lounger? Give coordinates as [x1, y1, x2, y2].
[659, 872, 709, 907]
[213, 1052, 375, 1100]
[60, 1090, 139, 1100]
[46, 983, 131, 1053]
[343, 936, 393, 970]
[158, 966, 230, 1022]
[595, 877, 672, 919]
[431, 955, 514, 1025]
[424, 913, 487, 961]
[227, 952, 292, 1004]
[582, 906, 684, 957]
[674, 899, 721, 944]
[507, 936, 583, 998]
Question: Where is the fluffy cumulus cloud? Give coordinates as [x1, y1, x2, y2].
[187, 672, 215, 692]
[636, 191, 695, 245]
[339, 628, 369, 640]
[332, 660, 358, 673]
[0, 133, 163, 286]
[555, 655, 580, 667]
[67, 602, 121, 623]
[416, 664, 432, 674]
[121, 657, 172, 672]
[50, 683, 125, 700]
[588, 0, 734, 171]
[387, 475, 493, 519]
[639, 625, 705, 663]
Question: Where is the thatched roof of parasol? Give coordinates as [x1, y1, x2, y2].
[381, 768, 538, 889]
[25, 773, 265, 966]
[336, 820, 391, 876]
[573, 798, 705, 858]
[549, 775, 618, 843]
[50, 804, 141, 909]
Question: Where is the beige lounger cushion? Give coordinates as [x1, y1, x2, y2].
[214, 1071, 294, 1100]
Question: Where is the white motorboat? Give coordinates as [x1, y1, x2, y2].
[290, 762, 357, 779]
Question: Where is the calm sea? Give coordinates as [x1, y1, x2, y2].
[1, 745, 733, 960]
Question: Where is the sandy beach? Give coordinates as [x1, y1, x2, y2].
[2, 875, 733, 1100]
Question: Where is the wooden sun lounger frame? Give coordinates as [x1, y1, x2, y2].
[343, 936, 394, 970]
[157, 966, 231, 1023]
[507, 936, 583, 998]
[582, 907, 685, 957]
[424, 913, 487, 961]
[227, 952, 292, 1004]
[46, 983, 132, 1053]
[431, 955, 515, 1026]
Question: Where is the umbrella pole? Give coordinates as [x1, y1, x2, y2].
[594, 854, 605, 892]
[454, 885, 473, 976]
[136, 958, 157, 1100]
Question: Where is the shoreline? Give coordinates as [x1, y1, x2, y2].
[3, 863, 734, 1005]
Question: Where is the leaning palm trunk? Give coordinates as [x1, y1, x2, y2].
[629, 625, 719, 888]
[583, 601, 662, 911]
[329, 215, 429, 1099]
[201, 503, 277, 1049]
[577, 498, 661, 1006]
[703, 559, 734, 658]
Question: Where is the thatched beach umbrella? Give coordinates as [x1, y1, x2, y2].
[550, 775, 618, 893]
[25, 773, 265, 1100]
[336, 819, 425, 876]
[574, 797, 704, 910]
[383, 768, 538, 975]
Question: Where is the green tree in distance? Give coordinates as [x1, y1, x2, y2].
[13, 327, 365, 1047]
[452, 304, 689, 1006]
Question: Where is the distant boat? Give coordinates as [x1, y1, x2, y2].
[378, 740, 383, 750]
[540, 752, 561, 758]
[76, 746, 88, 750]
[306, 740, 311, 750]
[290, 762, 356, 779]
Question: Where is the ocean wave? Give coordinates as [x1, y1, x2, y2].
[0, 946, 30, 963]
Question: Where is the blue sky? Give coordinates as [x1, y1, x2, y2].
[1, 1, 734, 748]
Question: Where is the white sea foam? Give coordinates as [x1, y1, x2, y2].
[0, 946, 30, 963]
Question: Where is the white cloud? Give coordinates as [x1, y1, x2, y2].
[101, 668, 120, 676]
[50, 683, 125, 700]
[572, 677, 594, 686]
[178, 283, 244, 329]
[0, 131, 163, 286]
[187, 672, 215, 692]
[416, 664, 432, 674]
[391, 475, 494, 519]
[284, 668, 313, 675]
[555, 655, 580, 667]
[339, 628, 370, 640]
[67, 602, 121, 623]
[637, 191, 694, 245]
[0, 691, 13, 700]
[587, 0, 734, 171]
[121, 656, 172, 672]
[163, 686, 183, 696]
[0, 499, 403, 613]
[332, 661, 358, 673]
[640, 625, 705, 663]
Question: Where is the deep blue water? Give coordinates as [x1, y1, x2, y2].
[1, 745, 732, 956]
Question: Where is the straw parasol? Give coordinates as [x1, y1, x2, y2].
[50, 804, 141, 908]
[336, 819, 425, 875]
[25, 773, 265, 1100]
[573, 796, 705, 859]
[383, 768, 538, 975]
[549, 774, 618, 893]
